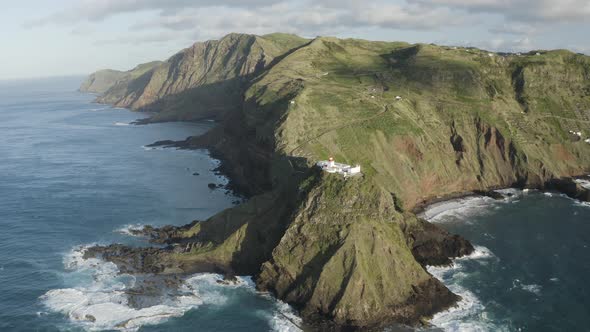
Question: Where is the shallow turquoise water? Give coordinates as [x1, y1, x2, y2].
[0, 77, 298, 331]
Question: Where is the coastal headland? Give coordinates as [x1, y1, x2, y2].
[80, 32, 590, 330]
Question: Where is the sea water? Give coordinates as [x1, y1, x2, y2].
[2, 77, 589, 332]
[0, 77, 299, 331]
[422, 190, 590, 331]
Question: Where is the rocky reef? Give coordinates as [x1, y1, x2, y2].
[82, 33, 590, 330]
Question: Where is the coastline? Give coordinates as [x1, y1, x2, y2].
[412, 175, 590, 217]
[81, 89, 590, 331]
[37, 97, 304, 331]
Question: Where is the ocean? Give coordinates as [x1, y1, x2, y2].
[1, 77, 589, 332]
[422, 190, 590, 331]
[0, 77, 299, 332]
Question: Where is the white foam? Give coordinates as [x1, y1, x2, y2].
[521, 284, 542, 295]
[420, 196, 497, 223]
[428, 246, 505, 332]
[141, 145, 163, 151]
[510, 279, 542, 296]
[43, 246, 302, 331]
[494, 188, 522, 197]
[459, 245, 496, 261]
[574, 200, 590, 208]
[256, 293, 303, 332]
[420, 188, 532, 223]
[575, 179, 590, 190]
[114, 122, 130, 126]
[116, 224, 145, 236]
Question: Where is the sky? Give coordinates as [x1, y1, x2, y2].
[1, 0, 589, 80]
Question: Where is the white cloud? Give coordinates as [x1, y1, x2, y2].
[24, 0, 279, 27]
[95, 31, 190, 46]
[417, 0, 590, 22]
[20, 0, 590, 53]
[489, 23, 536, 35]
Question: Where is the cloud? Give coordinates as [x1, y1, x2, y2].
[95, 31, 190, 46]
[417, 0, 590, 23]
[24, 0, 279, 27]
[484, 36, 534, 51]
[489, 23, 536, 35]
[125, 0, 464, 42]
[21, 0, 589, 53]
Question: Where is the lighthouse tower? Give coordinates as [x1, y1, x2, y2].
[328, 157, 335, 168]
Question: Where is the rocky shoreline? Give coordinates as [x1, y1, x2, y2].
[78, 32, 590, 330]
[83, 124, 590, 331]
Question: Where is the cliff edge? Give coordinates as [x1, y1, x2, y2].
[82, 34, 590, 330]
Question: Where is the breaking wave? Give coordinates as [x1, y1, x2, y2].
[575, 179, 590, 190]
[428, 246, 507, 332]
[115, 224, 146, 236]
[420, 189, 523, 223]
[41, 246, 301, 331]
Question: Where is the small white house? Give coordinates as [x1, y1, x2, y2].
[488, 53, 494, 57]
[585, 138, 590, 144]
[395, 96, 402, 100]
[290, 100, 295, 105]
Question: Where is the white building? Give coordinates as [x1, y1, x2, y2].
[317, 157, 361, 177]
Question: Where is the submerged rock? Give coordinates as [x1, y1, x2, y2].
[546, 177, 590, 202]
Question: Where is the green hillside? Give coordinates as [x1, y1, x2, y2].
[82, 33, 590, 330]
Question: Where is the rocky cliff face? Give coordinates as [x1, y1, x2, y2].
[79, 62, 162, 94]
[83, 34, 590, 330]
[93, 33, 309, 122]
[79, 69, 126, 94]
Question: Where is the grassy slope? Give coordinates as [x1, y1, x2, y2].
[248, 38, 590, 208]
[85, 34, 590, 329]
[177, 37, 590, 327]
[79, 69, 126, 94]
[95, 33, 310, 122]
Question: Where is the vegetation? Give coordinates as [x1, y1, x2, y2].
[83, 33, 590, 330]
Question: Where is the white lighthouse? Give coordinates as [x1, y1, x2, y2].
[316, 157, 361, 177]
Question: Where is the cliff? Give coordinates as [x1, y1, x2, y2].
[79, 61, 162, 94]
[93, 33, 310, 122]
[82, 34, 590, 330]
